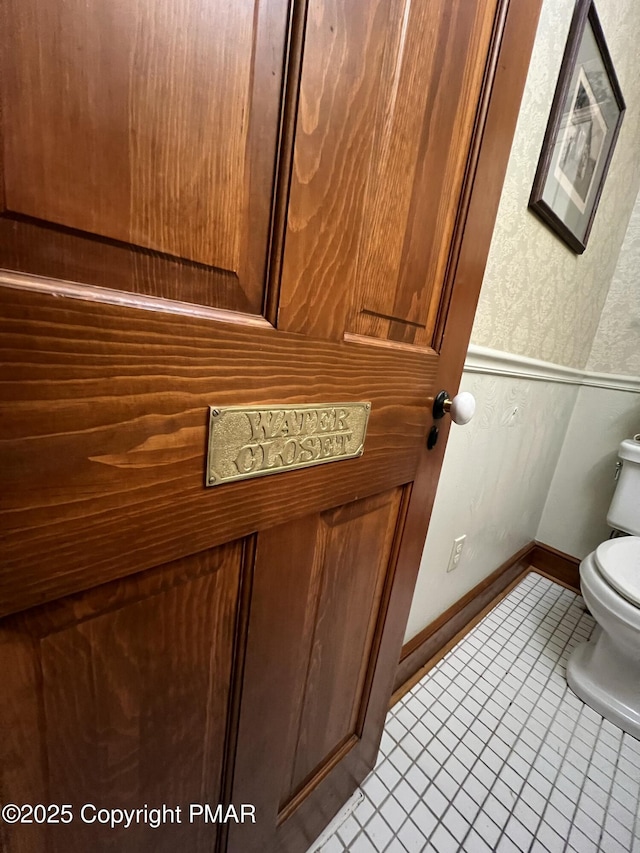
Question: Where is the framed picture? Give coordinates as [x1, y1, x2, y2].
[529, 0, 625, 254]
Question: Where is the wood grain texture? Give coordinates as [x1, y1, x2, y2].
[277, 0, 393, 340]
[530, 542, 581, 592]
[353, 0, 545, 777]
[0, 275, 433, 617]
[278, 0, 499, 346]
[1, 0, 289, 312]
[229, 488, 407, 853]
[0, 1, 545, 850]
[0, 540, 243, 853]
[353, 0, 499, 348]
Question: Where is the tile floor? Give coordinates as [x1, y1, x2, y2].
[309, 572, 640, 853]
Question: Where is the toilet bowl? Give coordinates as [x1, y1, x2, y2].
[567, 536, 640, 739]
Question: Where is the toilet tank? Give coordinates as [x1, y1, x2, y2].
[607, 436, 640, 535]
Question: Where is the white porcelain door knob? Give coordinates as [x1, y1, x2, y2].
[433, 390, 476, 425]
[448, 391, 476, 425]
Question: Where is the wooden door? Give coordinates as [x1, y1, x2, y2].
[0, 1, 540, 852]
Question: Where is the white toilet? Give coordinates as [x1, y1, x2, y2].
[566, 436, 640, 739]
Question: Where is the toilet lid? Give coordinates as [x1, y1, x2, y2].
[595, 537, 640, 607]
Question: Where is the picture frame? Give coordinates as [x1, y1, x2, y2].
[529, 0, 625, 254]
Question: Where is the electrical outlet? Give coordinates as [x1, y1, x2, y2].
[447, 535, 466, 573]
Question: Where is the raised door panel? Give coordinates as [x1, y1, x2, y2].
[278, 0, 501, 346]
[0, 0, 289, 312]
[229, 488, 406, 852]
[0, 541, 245, 853]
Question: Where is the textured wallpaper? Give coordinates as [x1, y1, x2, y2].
[587, 191, 640, 376]
[405, 370, 578, 641]
[470, 0, 640, 371]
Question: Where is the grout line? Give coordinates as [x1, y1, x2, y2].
[310, 570, 640, 853]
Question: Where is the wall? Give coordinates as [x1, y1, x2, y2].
[587, 195, 640, 377]
[537, 383, 640, 559]
[537, 192, 640, 558]
[405, 0, 640, 644]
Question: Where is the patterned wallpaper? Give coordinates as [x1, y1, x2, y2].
[470, 0, 640, 371]
[587, 190, 640, 376]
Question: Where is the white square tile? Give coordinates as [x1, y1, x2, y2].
[582, 778, 608, 808]
[399, 732, 425, 762]
[307, 576, 640, 853]
[512, 798, 540, 834]
[567, 823, 599, 853]
[437, 726, 459, 753]
[606, 798, 635, 831]
[572, 806, 603, 841]
[495, 834, 521, 853]
[600, 832, 632, 853]
[610, 780, 637, 813]
[444, 754, 467, 786]
[337, 815, 360, 845]
[543, 803, 571, 838]
[555, 769, 581, 802]
[353, 795, 376, 827]
[392, 779, 420, 813]
[415, 750, 443, 781]
[425, 738, 450, 768]
[473, 757, 498, 790]
[409, 800, 438, 838]
[452, 788, 480, 824]
[363, 813, 394, 851]
[423, 784, 449, 818]
[463, 773, 491, 807]
[404, 763, 429, 797]
[362, 773, 390, 808]
[462, 828, 493, 853]
[349, 834, 379, 853]
[385, 717, 407, 744]
[482, 794, 510, 829]
[442, 806, 469, 843]
[377, 759, 402, 793]
[318, 835, 345, 853]
[472, 812, 501, 848]
[518, 783, 548, 819]
[376, 795, 406, 833]
[604, 813, 633, 849]
[505, 815, 534, 852]
[455, 742, 477, 771]
[434, 768, 459, 801]
[387, 746, 412, 776]
[429, 823, 458, 853]
[396, 817, 428, 853]
[535, 820, 565, 853]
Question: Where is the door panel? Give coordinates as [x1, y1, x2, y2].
[229, 488, 407, 852]
[1, 0, 289, 312]
[0, 541, 244, 853]
[278, 0, 499, 347]
[0, 0, 542, 850]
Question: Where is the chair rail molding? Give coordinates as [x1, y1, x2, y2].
[465, 344, 640, 393]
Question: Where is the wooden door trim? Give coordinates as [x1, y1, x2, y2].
[0, 269, 274, 328]
[530, 542, 581, 592]
[263, 0, 310, 326]
[393, 542, 535, 699]
[392, 541, 583, 704]
[363, 0, 545, 748]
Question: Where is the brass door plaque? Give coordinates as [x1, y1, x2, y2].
[206, 402, 371, 487]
